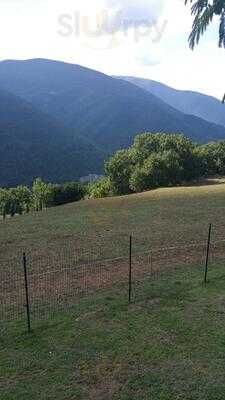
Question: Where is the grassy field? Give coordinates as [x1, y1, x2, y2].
[1, 265, 225, 399]
[2, 182, 225, 399]
[1, 180, 225, 260]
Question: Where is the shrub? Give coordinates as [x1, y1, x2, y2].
[88, 178, 111, 199]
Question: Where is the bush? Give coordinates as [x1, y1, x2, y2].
[0, 179, 86, 218]
[105, 150, 134, 195]
[88, 178, 111, 199]
[105, 133, 220, 196]
[48, 182, 86, 206]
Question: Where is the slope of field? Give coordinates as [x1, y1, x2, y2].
[2, 265, 225, 399]
[1, 180, 225, 260]
[2, 183, 225, 399]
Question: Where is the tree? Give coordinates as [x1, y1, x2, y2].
[160, 150, 184, 185]
[13, 186, 32, 214]
[185, 0, 225, 49]
[48, 182, 86, 206]
[0, 186, 32, 218]
[105, 133, 205, 195]
[62, 182, 85, 204]
[197, 141, 225, 175]
[88, 178, 111, 199]
[0, 189, 11, 219]
[130, 150, 184, 192]
[32, 178, 52, 211]
[105, 150, 134, 195]
[130, 153, 166, 192]
[0, 189, 16, 218]
[131, 133, 162, 164]
[185, 1, 225, 102]
[131, 133, 197, 180]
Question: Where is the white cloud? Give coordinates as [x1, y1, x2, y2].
[101, 0, 164, 31]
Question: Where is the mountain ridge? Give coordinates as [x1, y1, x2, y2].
[119, 76, 225, 128]
[1, 58, 225, 187]
[0, 87, 105, 187]
[0, 59, 225, 151]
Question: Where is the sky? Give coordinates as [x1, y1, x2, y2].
[0, 0, 224, 99]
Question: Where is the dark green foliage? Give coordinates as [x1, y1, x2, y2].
[48, 182, 86, 206]
[130, 150, 184, 192]
[0, 189, 13, 219]
[131, 133, 197, 181]
[105, 133, 225, 195]
[0, 186, 32, 218]
[197, 141, 225, 176]
[0, 179, 86, 218]
[11, 186, 32, 214]
[130, 153, 166, 192]
[185, 0, 225, 48]
[185, 1, 225, 105]
[105, 150, 134, 195]
[32, 178, 52, 211]
[88, 178, 111, 199]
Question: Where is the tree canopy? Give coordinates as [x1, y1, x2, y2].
[185, 0, 225, 49]
[0, 179, 86, 219]
[100, 133, 225, 197]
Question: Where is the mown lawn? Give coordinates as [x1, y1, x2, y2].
[1, 265, 225, 399]
[1, 181, 225, 260]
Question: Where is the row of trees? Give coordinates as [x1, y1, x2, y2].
[89, 133, 225, 197]
[0, 178, 85, 218]
[3, 133, 225, 211]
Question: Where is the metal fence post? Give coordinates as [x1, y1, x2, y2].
[23, 252, 31, 332]
[204, 223, 212, 284]
[129, 235, 132, 304]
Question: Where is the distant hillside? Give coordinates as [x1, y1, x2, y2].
[0, 89, 105, 187]
[121, 76, 225, 128]
[0, 59, 225, 154]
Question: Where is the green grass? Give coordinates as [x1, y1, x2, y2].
[1, 265, 225, 399]
[2, 181, 225, 398]
[1, 181, 225, 260]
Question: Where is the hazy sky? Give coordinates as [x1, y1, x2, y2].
[0, 0, 224, 98]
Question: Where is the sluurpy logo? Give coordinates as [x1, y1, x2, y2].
[57, 8, 167, 51]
